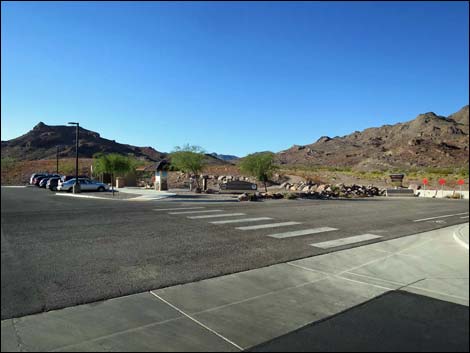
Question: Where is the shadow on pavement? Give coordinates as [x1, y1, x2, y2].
[248, 290, 469, 352]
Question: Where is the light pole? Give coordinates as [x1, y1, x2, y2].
[68, 122, 80, 193]
[56, 145, 59, 174]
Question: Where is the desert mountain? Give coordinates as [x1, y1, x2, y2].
[276, 105, 469, 171]
[1, 122, 167, 161]
[209, 152, 239, 162]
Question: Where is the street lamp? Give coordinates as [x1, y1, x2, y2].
[68, 122, 80, 194]
[56, 145, 60, 174]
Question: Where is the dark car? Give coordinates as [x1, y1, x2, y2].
[33, 175, 49, 186]
[39, 178, 50, 188]
[46, 177, 61, 191]
[34, 174, 61, 187]
[30, 173, 46, 185]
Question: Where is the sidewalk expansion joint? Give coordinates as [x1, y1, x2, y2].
[150, 291, 244, 351]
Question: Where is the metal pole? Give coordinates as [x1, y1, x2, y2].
[75, 124, 79, 187]
[68, 122, 80, 193]
[56, 145, 59, 174]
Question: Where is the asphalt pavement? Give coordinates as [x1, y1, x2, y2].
[1, 186, 469, 319]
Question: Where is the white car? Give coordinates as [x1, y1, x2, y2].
[57, 178, 109, 192]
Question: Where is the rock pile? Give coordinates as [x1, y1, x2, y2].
[275, 182, 385, 199]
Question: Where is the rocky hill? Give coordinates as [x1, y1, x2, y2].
[276, 105, 469, 171]
[209, 152, 239, 162]
[1, 122, 234, 167]
[1, 122, 167, 162]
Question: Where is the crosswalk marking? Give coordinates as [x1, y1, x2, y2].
[413, 212, 469, 222]
[153, 207, 206, 211]
[188, 213, 246, 219]
[210, 217, 273, 224]
[168, 210, 223, 215]
[310, 233, 382, 249]
[267, 227, 338, 239]
[236, 221, 301, 231]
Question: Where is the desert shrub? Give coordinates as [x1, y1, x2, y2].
[239, 152, 278, 192]
[283, 192, 298, 200]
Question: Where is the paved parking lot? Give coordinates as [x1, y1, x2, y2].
[1, 186, 469, 319]
[1, 223, 468, 352]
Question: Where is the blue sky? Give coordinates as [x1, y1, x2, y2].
[1, 1, 468, 156]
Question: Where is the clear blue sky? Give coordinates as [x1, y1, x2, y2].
[2, 1, 468, 156]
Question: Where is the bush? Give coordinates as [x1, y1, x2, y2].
[446, 193, 464, 199]
[239, 152, 278, 192]
[283, 192, 298, 200]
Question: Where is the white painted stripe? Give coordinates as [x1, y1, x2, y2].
[460, 216, 469, 219]
[188, 213, 246, 219]
[453, 227, 469, 250]
[210, 217, 273, 224]
[236, 221, 301, 230]
[311, 234, 382, 249]
[150, 292, 243, 351]
[1, 186, 27, 188]
[268, 227, 338, 239]
[168, 210, 223, 215]
[413, 212, 469, 222]
[453, 232, 469, 250]
[153, 207, 205, 211]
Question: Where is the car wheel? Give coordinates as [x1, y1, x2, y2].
[98, 186, 105, 192]
[67, 188, 72, 193]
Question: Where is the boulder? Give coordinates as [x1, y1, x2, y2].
[238, 193, 249, 202]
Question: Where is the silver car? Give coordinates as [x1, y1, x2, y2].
[57, 178, 109, 192]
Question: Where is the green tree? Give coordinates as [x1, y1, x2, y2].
[169, 145, 206, 188]
[239, 152, 278, 192]
[93, 153, 134, 195]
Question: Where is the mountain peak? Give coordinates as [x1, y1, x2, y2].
[33, 122, 47, 130]
[276, 105, 469, 171]
[2, 123, 167, 162]
[316, 136, 332, 143]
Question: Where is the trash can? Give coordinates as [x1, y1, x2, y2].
[116, 177, 125, 188]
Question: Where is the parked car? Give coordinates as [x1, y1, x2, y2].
[34, 174, 61, 187]
[57, 175, 87, 188]
[57, 178, 109, 192]
[33, 175, 50, 186]
[30, 173, 46, 185]
[38, 178, 50, 188]
[46, 177, 61, 191]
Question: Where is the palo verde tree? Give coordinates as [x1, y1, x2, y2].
[169, 144, 206, 188]
[239, 151, 278, 192]
[93, 153, 135, 195]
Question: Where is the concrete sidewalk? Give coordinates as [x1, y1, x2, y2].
[2, 224, 468, 352]
[110, 187, 176, 201]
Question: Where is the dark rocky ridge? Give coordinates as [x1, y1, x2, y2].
[276, 105, 469, 171]
[1, 122, 167, 161]
[1, 123, 232, 166]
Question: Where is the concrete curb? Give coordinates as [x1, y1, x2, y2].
[453, 223, 469, 250]
[55, 193, 124, 200]
[127, 196, 175, 201]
